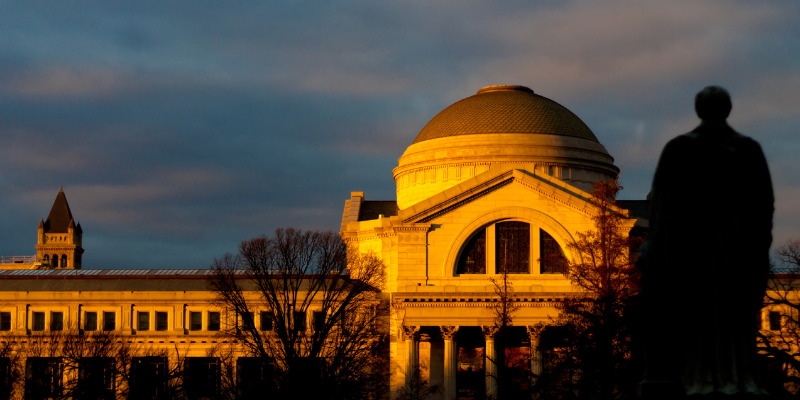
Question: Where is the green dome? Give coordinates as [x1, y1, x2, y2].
[413, 85, 599, 144]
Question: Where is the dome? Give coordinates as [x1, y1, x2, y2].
[413, 85, 599, 144]
[393, 85, 618, 210]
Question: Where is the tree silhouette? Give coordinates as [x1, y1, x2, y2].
[533, 180, 643, 400]
[209, 228, 390, 400]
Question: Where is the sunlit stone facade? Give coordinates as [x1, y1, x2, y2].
[0, 85, 655, 399]
[341, 85, 645, 399]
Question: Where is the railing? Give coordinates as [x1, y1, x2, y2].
[0, 255, 39, 264]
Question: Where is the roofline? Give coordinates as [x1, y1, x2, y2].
[0, 269, 351, 280]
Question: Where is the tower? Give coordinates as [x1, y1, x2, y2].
[35, 187, 83, 269]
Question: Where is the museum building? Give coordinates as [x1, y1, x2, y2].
[0, 85, 651, 399]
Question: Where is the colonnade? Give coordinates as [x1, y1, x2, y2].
[402, 325, 543, 400]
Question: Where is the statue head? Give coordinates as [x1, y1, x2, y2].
[695, 86, 732, 121]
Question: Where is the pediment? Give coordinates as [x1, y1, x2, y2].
[397, 165, 631, 224]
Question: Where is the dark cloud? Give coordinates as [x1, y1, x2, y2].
[1, 0, 799, 268]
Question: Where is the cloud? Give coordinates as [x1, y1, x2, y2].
[0, 67, 132, 99]
[1, 0, 800, 268]
[465, 1, 783, 100]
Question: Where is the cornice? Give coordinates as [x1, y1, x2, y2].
[392, 292, 574, 308]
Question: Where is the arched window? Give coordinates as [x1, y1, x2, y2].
[43, 254, 50, 264]
[540, 230, 568, 274]
[457, 229, 486, 274]
[496, 222, 530, 274]
[52, 255, 59, 267]
[455, 220, 568, 276]
[60, 255, 67, 268]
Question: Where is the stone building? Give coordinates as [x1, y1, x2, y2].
[0, 84, 653, 399]
[340, 85, 648, 399]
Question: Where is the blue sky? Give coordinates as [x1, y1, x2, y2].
[1, 0, 799, 269]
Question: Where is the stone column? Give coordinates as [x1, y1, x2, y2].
[528, 326, 543, 388]
[483, 326, 499, 399]
[402, 326, 420, 394]
[441, 326, 459, 400]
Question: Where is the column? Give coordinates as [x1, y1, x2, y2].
[441, 326, 459, 400]
[402, 326, 420, 394]
[483, 326, 499, 399]
[528, 326, 543, 389]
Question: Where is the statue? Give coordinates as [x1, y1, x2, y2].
[638, 86, 774, 398]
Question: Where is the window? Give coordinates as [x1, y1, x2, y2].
[496, 221, 530, 274]
[769, 311, 782, 331]
[457, 229, 486, 274]
[184, 358, 220, 399]
[297, 357, 324, 381]
[60, 256, 67, 268]
[240, 312, 254, 331]
[0, 357, 10, 400]
[51, 312, 63, 331]
[313, 311, 325, 332]
[260, 312, 274, 331]
[156, 312, 168, 331]
[77, 357, 115, 400]
[25, 357, 63, 400]
[456, 222, 567, 276]
[0, 312, 10, 331]
[293, 311, 306, 332]
[190, 312, 202, 331]
[138, 312, 150, 331]
[208, 312, 220, 331]
[130, 357, 168, 399]
[33, 312, 45, 331]
[541, 229, 568, 274]
[237, 357, 275, 398]
[85, 312, 97, 331]
[103, 312, 115, 331]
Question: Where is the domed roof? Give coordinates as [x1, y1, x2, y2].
[413, 85, 599, 144]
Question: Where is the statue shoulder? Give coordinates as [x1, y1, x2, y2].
[661, 133, 696, 154]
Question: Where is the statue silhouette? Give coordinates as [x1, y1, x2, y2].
[638, 86, 774, 398]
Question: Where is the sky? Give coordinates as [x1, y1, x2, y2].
[1, 0, 799, 269]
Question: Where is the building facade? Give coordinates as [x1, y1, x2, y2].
[339, 85, 646, 399]
[0, 85, 648, 399]
[12, 84, 791, 399]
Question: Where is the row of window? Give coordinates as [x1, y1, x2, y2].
[0, 308, 782, 333]
[0, 310, 325, 333]
[239, 311, 326, 332]
[41, 254, 68, 268]
[0, 356, 281, 400]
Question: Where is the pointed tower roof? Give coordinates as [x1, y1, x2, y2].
[44, 187, 75, 233]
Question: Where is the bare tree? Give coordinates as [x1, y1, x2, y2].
[533, 180, 643, 400]
[758, 239, 800, 399]
[485, 264, 521, 399]
[489, 268, 519, 334]
[209, 228, 390, 400]
[0, 327, 189, 400]
[394, 362, 441, 400]
[0, 333, 24, 400]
